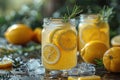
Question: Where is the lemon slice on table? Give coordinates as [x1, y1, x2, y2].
[68, 75, 101, 80]
[111, 35, 120, 47]
[51, 29, 77, 50]
[43, 44, 60, 64]
[0, 60, 13, 69]
[78, 75, 101, 80]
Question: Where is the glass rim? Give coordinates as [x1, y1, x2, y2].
[80, 14, 99, 19]
[43, 18, 76, 27]
[43, 17, 76, 22]
[79, 14, 101, 23]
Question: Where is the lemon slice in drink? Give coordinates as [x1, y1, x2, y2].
[43, 44, 60, 64]
[111, 35, 120, 47]
[58, 30, 77, 50]
[80, 24, 100, 44]
[79, 24, 107, 46]
[52, 29, 77, 50]
[49, 28, 62, 43]
[100, 32, 107, 42]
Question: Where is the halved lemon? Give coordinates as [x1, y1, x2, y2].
[52, 29, 77, 50]
[111, 35, 120, 47]
[43, 44, 60, 64]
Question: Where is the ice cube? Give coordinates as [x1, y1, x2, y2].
[27, 59, 41, 70]
[78, 62, 96, 76]
[68, 68, 79, 76]
[9, 75, 20, 80]
[34, 66, 45, 75]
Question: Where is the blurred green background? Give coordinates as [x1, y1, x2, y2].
[0, 0, 119, 38]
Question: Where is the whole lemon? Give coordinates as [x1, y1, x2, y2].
[32, 28, 42, 43]
[103, 47, 120, 72]
[81, 41, 108, 64]
[4, 24, 34, 45]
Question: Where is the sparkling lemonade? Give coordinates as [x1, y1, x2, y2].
[42, 18, 77, 70]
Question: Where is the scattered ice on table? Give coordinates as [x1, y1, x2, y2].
[78, 62, 96, 76]
[9, 75, 20, 80]
[0, 70, 10, 74]
[2, 56, 13, 62]
[50, 71, 62, 76]
[0, 37, 8, 45]
[34, 65, 45, 75]
[24, 52, 29, 56]
[9, 75, 41, 80]
[27, 59, 41, 70]
[68, 68, 79, 76]
[7, 44, 22, 50]
[27, 59, 45, 79]
[68, 62, 96, 76]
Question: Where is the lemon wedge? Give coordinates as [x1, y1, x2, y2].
[78, 75, 101, 80]
[111, 35, 120, 47]
[0, 60, 12, 69]
[68, 75, 101, 80]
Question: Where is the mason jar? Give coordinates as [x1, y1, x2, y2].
[42, 18, 77, 70]
[78, 14, 110, 51]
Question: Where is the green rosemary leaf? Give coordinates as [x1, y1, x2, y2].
[63, 13, 69, 22]
[94, 58, 104, 67]
[62, 5, 82, 22]
[67, 6, 70, 16]
[99, 6, 113, 22]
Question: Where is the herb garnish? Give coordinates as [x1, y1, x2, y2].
[62, 5, 82, 22]
[99, 6, 113, 22]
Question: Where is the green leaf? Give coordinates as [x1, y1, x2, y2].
[94, 58, 104, 68]
[62, 5, 82, 22]
[99, 6, 113, 22]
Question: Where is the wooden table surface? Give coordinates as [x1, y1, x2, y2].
[43, 68, 120, 80]
[44, 73, 120, 80]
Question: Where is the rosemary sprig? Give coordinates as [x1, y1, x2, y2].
[99, 6, 113, 22]
[94, 58, 104, 68]
[62, 5, 82, 22]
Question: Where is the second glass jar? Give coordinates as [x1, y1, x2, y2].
[78, 14, 110, 51]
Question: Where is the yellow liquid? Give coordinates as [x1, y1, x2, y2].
[78, 21, 109, 51]
[42, 24, 77, 70]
